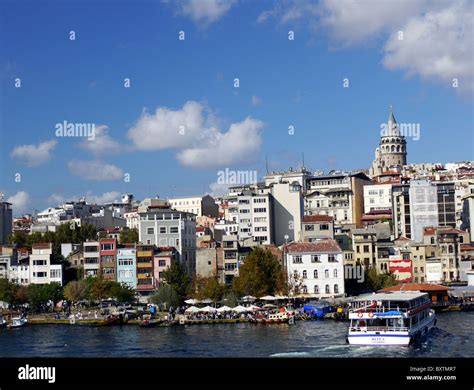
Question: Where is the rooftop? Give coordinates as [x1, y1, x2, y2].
[286, 239, 341, 254]
[379, 283, 449, 293]
[302, 215, 334, 223]
[354, 291, 428, 302]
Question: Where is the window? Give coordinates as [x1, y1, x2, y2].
[325, 285, 330, 294]
[313, 270, 318, 279]
[314, 285, 319, 294]
[292, 255, 303, 264]
[305, 224, 315, 231]
[320, 224, 329, 230]
[333, 269, 338, 278]
[328, 254, 337, 263]
[160, 227, 167, 234]
[101, 243, 114, 251]
[325, 269, 329, 278]
[158, 260, 167, 267]
[311, 254, 320, 263]
[33, 260, 47, 266]
[253, 208, 267, 213]
[334, 284, 339, 294]
[147, 227, 154, 235]
[302, 270, 307, 279]
[170, 226, 179, 234]
[302, 285, 307, 294]
[33, 272, 47, 278]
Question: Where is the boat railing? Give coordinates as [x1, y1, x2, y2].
[349, 326, 409, 333]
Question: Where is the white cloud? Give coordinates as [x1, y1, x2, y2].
[258, 0, 473, 94]
[208, 181, 230, 196]
[176, 0, 237, 26]
[127, 101, 264, 168]
[11, 140, 57, 167]
[383, 2, 473, 93]
[177, 117, 263, 168]
[67, 160, 124, 181]
[79, 125, 122, 155]
[7, 191, 30, 214]
[127, 101, 209, 150]
[251, 95, 261, 107]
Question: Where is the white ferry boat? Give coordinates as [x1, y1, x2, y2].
[347, 291, 436, 346]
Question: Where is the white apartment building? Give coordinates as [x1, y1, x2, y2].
[305, 172, 371, 228]
[237, 192, 272, 245]
[363, 183, 393, 213]
[286, 240, 344, 297]
[30, 244, 63, 285]
[124, 209, 139, 230]
[83, 241, 100, 277]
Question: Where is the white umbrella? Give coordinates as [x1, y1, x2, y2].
[185, 306, 200, 313]
[199, 306, 217, 313]
[200, 299, 212, 304]
[249, 305, 262, 311]
[275, 295, 289, 300]
[242, 295, 256, 302]
[263, 303, 277, 309]
[260, 295, 277, 301]
[232, 305, 251, 313]
[216, 305, 232, 312]
[185, 299, 198, 305]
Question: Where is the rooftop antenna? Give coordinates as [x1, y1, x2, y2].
[302, 152, 305, 170]
[265, 155, 269, 174]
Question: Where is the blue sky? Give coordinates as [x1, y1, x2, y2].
[1, 0, 473, 215]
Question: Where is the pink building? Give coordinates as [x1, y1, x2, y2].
[153, 247, 177, 288]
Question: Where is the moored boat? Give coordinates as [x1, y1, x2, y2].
[139, 318, 164, 327]
[7, 317, 27, 329]
[347, 291, 436, 346]
[250, 311, 293, 324]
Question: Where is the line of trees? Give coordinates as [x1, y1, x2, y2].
[0, 276, 135, 312]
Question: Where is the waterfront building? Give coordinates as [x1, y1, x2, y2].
[0, 198, 13, 246]
[285, 240, 344, 298]
[169, 195, 219, 218]
[301, 215, 334, 241]
[99, 238, 117, 281]
[83, 241, 100, 277]
[305, 171, 371, 229]
[219, 234, 239, 285]
[236, 191, 273, 245]
[370, 106, 407, 177]
[116, 247, 137, 289]
[30, 243, 63, 285]
[138, 203, 196, 275]
[153, 247, 177, 288]
[196, 247, 217, 278]
[136, 244, 155, 300]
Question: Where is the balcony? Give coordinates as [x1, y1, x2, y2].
[137, 251, 153, 257]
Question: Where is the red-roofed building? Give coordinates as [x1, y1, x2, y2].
[285, 239, 344, 298]
[301, 215, 334, 241]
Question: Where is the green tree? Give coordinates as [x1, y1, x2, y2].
[89, 275, 114, 301]
[120, 228, 139, 244]
[162, 262, 191, 301]
[151, 284, 180, 310]
[192, 276, 224, 303]
[232, 247, 286, 297]
[109, 282, 135, 302]
[221, 291, 238, 307]
[27, 283, 63, 311]
[367, 269, 398, 291]
[0, 279, 18, 305]
[63, 280, 88, 303]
